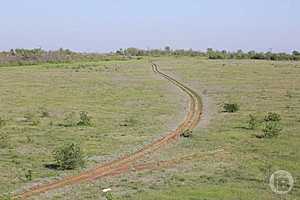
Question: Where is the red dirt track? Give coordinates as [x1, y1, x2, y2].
[14, 63, 203, 199]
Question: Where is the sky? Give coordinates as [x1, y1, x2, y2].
[0, 0, 299, 52]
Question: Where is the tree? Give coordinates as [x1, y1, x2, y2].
[116, 48, 124, 55]
[9, 49, 15, 56]
[125, 48, 139, 56]
[164, 46, 171, 52]
[292, 50, 300, 56]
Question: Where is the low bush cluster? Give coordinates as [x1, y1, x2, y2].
[247, 114, 259, 130]
[77, 111, 92, 126]
[247, 112, 283, 138]
[223, 103, 239, 113]
[60, 111, 92, 127]
[54, 143, 84, 170]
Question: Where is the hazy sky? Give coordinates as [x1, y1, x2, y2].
[1, 0, 299, 52]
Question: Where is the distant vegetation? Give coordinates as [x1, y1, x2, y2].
[1, 47, 299, 67]
[116, 47, 300, 61]
[115, 46, 206, 57]
[0, 48, 128, 67]
[206, 48, 300, 61]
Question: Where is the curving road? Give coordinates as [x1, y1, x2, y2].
[14, 63, 202, 199]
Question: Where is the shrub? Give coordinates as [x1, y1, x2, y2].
[264, 112, 281, 122]
[119, 118, 137, 127]
[77, 111, 92, 126]
[248, 114, 259, 130]
[40, 108, 50, 118]
[54, 143, 84, 170]
[25, 169, 32, 181]
[31, 118, 40, 126]
[286, 90, 292, 98]
[223, 103, 239, 113]
[26, 136, 33, 143]
[0, 132, 9, 148]
[105, 192, 115, 200]
[61, 112, 77, 127]
[0, 117, 6, 128]
[24, 113, 40, 126]
[181, 129, 192, 137]
[262, 121, 282, 138]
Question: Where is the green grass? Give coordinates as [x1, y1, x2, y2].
[0, 59, 182, 196]
[0, 57, 299, 199]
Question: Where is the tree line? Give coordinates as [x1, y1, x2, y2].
[0, 48, 127, 67]
[206, 48, 300, 61]
[1, 47, 299, 67]
[117, 47, 300, 61]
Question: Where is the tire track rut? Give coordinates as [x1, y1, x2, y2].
[14, 63, 202, 199]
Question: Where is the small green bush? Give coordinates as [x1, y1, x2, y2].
[286, 90, 292, 98]
[105, 192, 115, 200]
[0, 132, 9, 148]
[248, 114, 259, 130]
[181, 129, 192, 137]
[31, 118, 40, 126]
[61, 112, 77, 127]
[119, 118, 137, 127]
[262, 121, 282, 138]
[264, 112, 281, 122]
[54, 143, 84, 170]
[25, 169, 33, 181]
[77, 111, 92, 126]
[26, 136, 33, 143]
[223, 103, 239, 113]
[40, 108, 50, 118]
[24, 113, 40, 126]
[0, 117, 6, 128]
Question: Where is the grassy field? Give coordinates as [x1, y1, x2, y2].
[0, 57, 299, 199]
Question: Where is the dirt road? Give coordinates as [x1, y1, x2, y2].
[14, 63, 202, 199]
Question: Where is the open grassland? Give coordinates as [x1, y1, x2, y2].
[0, 60, 184, 197]
[0, 57, 299, 199]
[127, 58, 300, 200]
